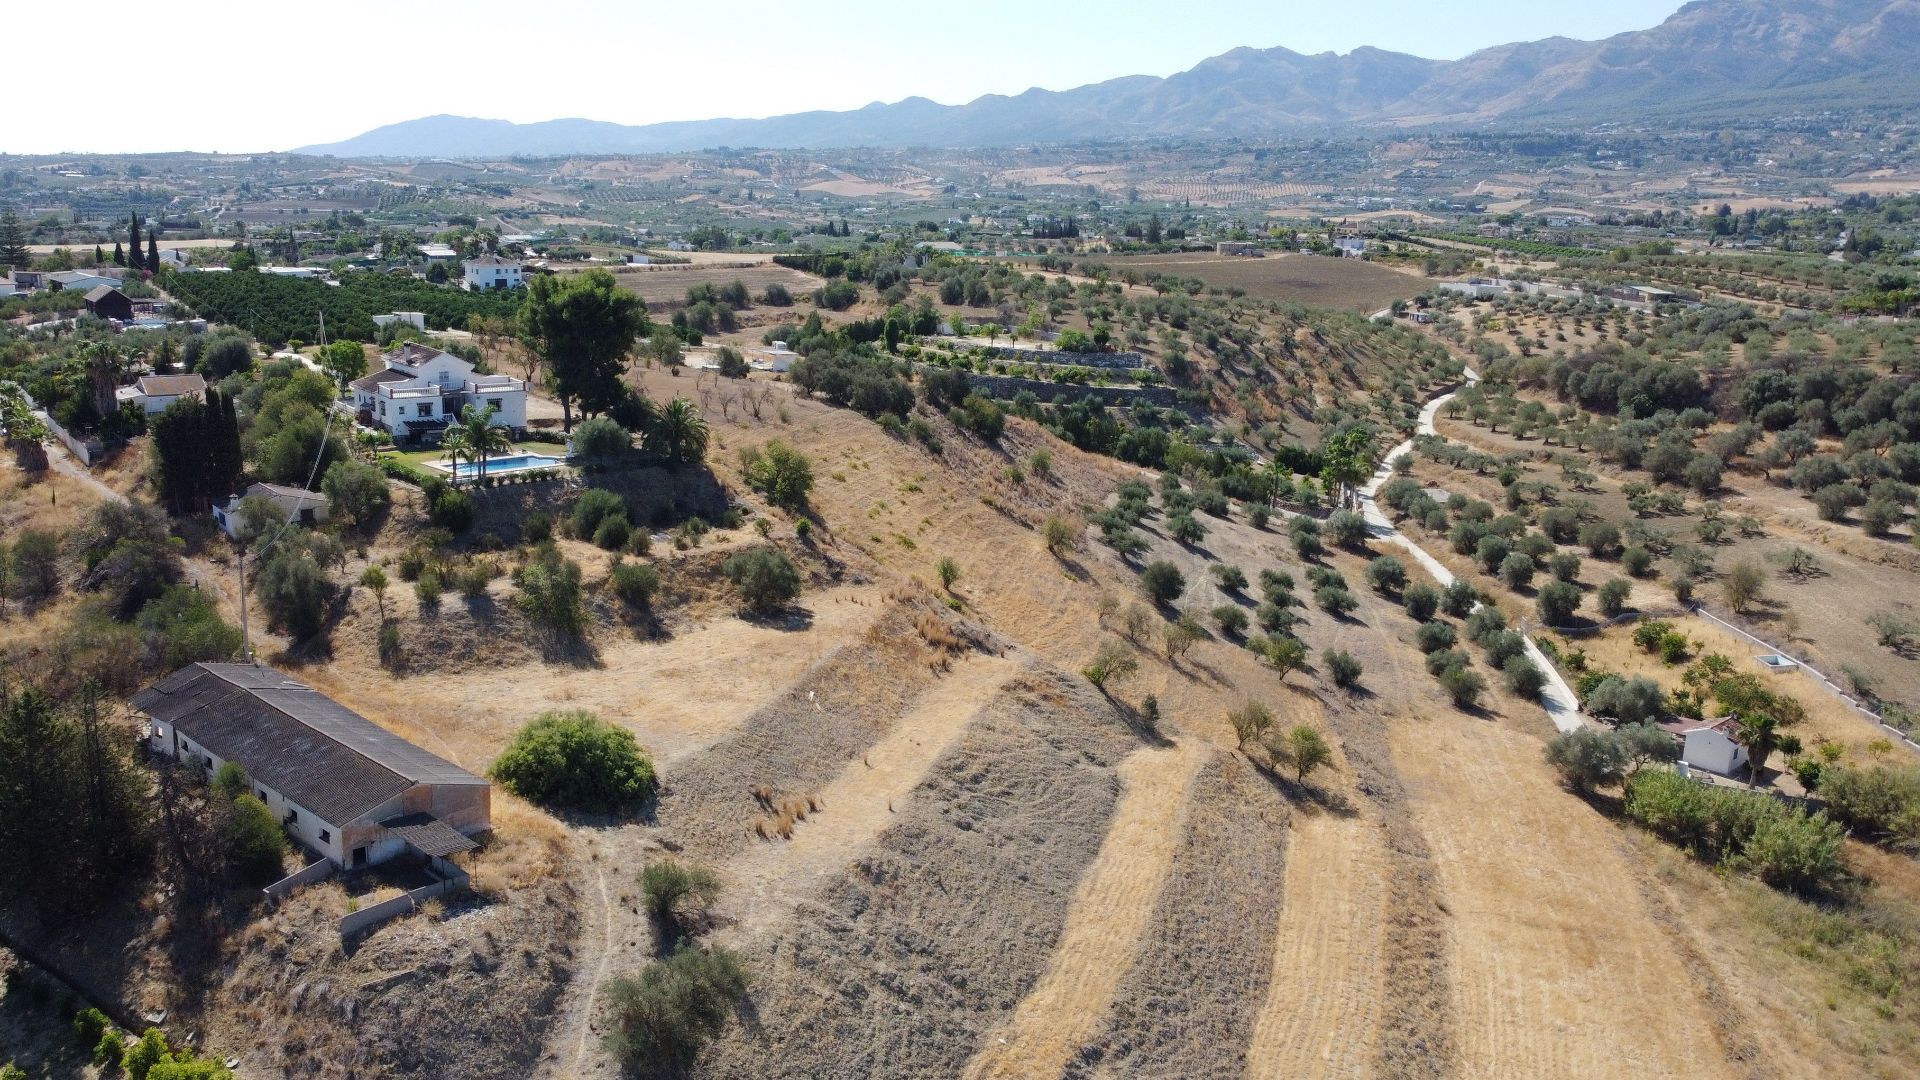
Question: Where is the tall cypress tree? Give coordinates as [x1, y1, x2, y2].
[112, 241, 125, 266]
[0, 208, 29, 269]
[128, 212, 142, 268]
[94, 244, 106, 266]
[147, 233, 160, 273]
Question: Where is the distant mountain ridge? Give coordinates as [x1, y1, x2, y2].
[295, 0, 1920, 157]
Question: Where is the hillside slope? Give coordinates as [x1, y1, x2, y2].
[296, 0, 1920, 155]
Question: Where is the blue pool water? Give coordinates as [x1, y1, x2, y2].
[442, 453, 565, 479]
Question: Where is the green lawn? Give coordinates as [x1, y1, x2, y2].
[383, 438, 571, 472]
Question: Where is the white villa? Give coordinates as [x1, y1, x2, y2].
[462, 255, 523, 291]
[116, 372, 208, 415]
[350, 342, 527, 444]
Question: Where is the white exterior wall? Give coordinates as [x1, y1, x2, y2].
[1682, 727, 1748, 776]
[146, 719, 346, 865]
[463, 263, 522, 291]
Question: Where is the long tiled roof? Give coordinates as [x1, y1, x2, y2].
[131, 663, 485, 826]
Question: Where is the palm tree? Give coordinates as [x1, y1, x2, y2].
[445, 403, 511, 480]
[648, 397, 708, 464]
[80, 341, 124, 418]
[1730, 712, 1779, 788]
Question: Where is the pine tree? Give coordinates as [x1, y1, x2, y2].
[113, 241, 125, 266]
[0, 208, 28, 269]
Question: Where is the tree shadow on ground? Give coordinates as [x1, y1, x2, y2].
[741, 605, 815, 633]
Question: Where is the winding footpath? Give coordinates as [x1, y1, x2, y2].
[1354, 372, 1587, 733]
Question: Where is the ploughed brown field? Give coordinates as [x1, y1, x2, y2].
[1103, 250, 1428, 312]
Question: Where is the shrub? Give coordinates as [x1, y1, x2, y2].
[1402, 582, 1440, 622]
[1624, 770, 1844, 893]
[322, 459, 390, 526]
[1415, 620, 1457, 654]
[1259, 568, 1296, 600]
[1438, 663, 1486, 708]
[1596, 578, 1631, 618]
[1536, 581, 1581, 626]
[223, 794, 288, 884]
[255, 544, 336, 642]
[639, 859, 722, 933]
[1366, 556, 1407, 595]
[514, 547, 586, 635]
[594, 516, 632, 551]
[1167, 511, 1206, 545]
[1475, 534, 1513, 575]
[1482, 629, 1528, 668]
[1324, 649, 1363, 689]
[610, 561, 661, 608]
[94, 1029, 125, 1068]
[414, 568, 444, 606]
[1210, 563, 1248, 592]
[1585, 675, 1665, 725]
[1292, 527, 1324, 560]
[739, 441, 814, 511]
[1274, 725, 1333, 781]
[378, 622, 402, 665]
[1326, 510, 1370, 549]
[1464, 604, 1508, 645]
[1042, 515, 1079, 555]
[1140, 560, 1185, 603]
[1817, 764, 1920, 848]
[1503, 654, 1547, 698]
[1260, 634, 1308, 680]
[603, 945, 750, 1071]
[125, 1029, 171, 1080]
[1314, 585, 1358, 616]
[212, 761, 248, 801]
[1248, 505, 1271, 529]
[1227, 700, 1275, 748]
[1498, 551, 1536, 589]
[1440, 579, 1479, 617]
[429, 487, 474, 532]
[1255, 601, 1294, 635]
[572, 415, 632, 459]
[1578, 521, 1621, 557]
[571, 488, 628, 538]
[935, 557, 961, 592]
[1621, 545, 1653, 578]
[1426, 648, 1470, 677]
[74, 1006, 109, 1048]
[523, 511, 553, 543]
[1544, 729, 1628, 792]
[1721, 559, 1767, 612]
[1205, 604, 1246, 637]
[490, 709, 657, 813]
[724, 548, 803, 612]
[1083, 639, 1140, 690]
[1547, 552, 1581, 583]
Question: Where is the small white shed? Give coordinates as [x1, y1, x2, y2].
[1681, 718, 1748, 777]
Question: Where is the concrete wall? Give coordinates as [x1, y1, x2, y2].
[337, 872, 467, 942]
[960, 371, 1188, 410]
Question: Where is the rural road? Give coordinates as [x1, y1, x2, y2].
[1355, 370, 1588, 733]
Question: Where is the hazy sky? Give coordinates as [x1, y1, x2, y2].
[6, 0, 1688, 154]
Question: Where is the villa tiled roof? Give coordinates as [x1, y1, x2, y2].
[136, 373, 207, 397]
[349, 368, 412, 393]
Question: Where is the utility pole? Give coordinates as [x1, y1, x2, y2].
[237, 544, 252, 664]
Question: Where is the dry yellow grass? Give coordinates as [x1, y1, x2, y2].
[1390, 709, 1738, 1078]
[963, 737, 1206, 1080]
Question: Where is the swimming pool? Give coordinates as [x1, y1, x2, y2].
[430, 453, 566, 480]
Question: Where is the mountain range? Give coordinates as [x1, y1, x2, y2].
[294, 0, 1920, 157]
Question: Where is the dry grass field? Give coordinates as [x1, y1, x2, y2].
[1104, 251, 1428, 312]
[572, 262, 821, 307]
[10, 300, 1920, 1077]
